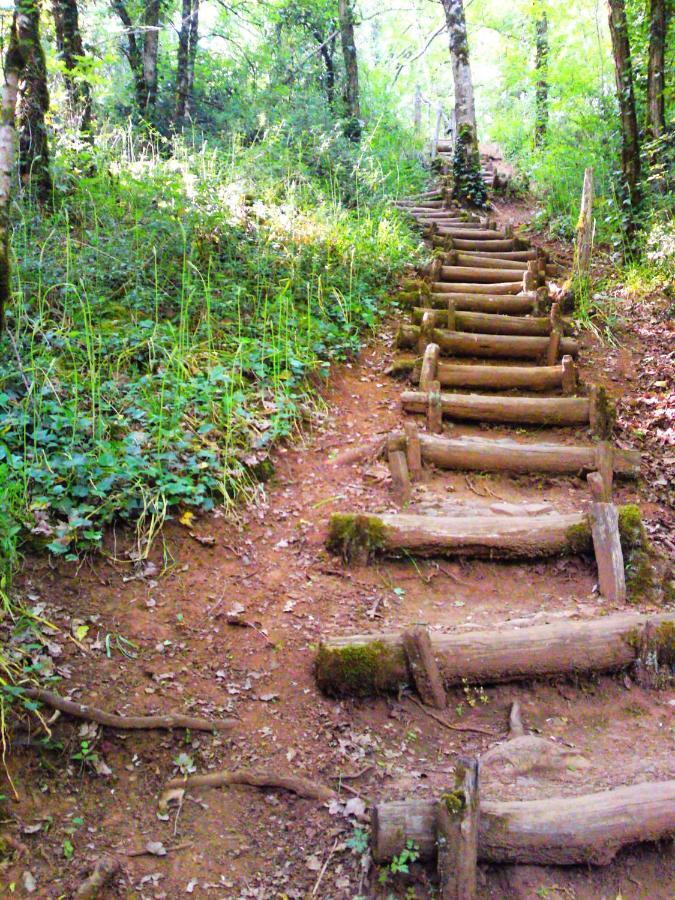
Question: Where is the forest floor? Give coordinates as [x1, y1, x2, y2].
[3, 197, 673, 899]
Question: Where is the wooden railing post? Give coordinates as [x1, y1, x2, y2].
[573, 167, 594, 279]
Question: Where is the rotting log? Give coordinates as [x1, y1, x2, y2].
[327, 510, 590, 561]
[407, 434, 640, 477]
[437, 758, 479, 899]
[411, 308, 564, 337]
[372, 781, 675, 865]
[432, 280, 524, 295]
[315, 612, 674, 697]
[396, 325, 579, 360]
[401, 391, 589, 426]
[417, 361, 571, 392]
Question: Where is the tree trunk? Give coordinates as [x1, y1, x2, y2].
[315, 612, 674, 698]
[112, 0, 147, 113]
[373, 781, 675, 865]
[534, 12, 549, 147]
[52, 0, 93, 139]
[175, 0, 199, 127]
[15, 0, 52, 201]
[315, 30, 336, 108]
[338, 0, 360, 140]
[0, 18, 25, 330]
[607, 0, 641, 238]
[647, 0, 667, 140]
[142, 0, 160, 115]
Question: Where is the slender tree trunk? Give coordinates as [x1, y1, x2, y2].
[15, 0, 52, 201]
[174, 0, 199, 128]
[607, 0, 641, 237]
[647, 0, 667, 140]
[186, 0, 199, 118]
[52, 0, 93, 140]
[338, 0, 361, 141]
[0, 16, 25, 330]
[534, 12, 549, 148]
[440, 0, 485, 205]
[112, 0, 148, 113]
[315, 30, 336, 108]
[142, 0, 160, 115]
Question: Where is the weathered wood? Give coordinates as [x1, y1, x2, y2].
[437, 758, 479, 899]
[388, 446, 411, 503]
[440, 265, 524, 283]
[432, 280, 524, 295]
[412, 434, 640, 477]
[446, 299, 456, 332]
[411, 307, 559, 336]
[420, 362, 567, 392]
[455, 253, 527, 271]
[561, 354, 577, 395]
[327, 510, 589, 560]
[596, 441, 615, 499]
[402, 626, 447, 708]
[463, 249, 539, 261]
[589, 385, 614, 439]
[437, 228, 508, 240]
[546, 327, 561, 366]
[427, 380, 443, 434]
[423, 293, 536, 314]
[418, 309, 436, 353]
[396, 325, 579, 360]
[372, 780, 675, 865]
[419, 343, 440, 390]
[402, 391, 589, 426]
[574, 167, 594, 278]
[589, 501, 626, 603]
[404, 422, 422, 480]
[315, 612, 674, 697]
[444, 237, 516, 252]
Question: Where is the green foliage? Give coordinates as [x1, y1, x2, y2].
[378, 840, 420, 884]
[452, 125, 488, 208]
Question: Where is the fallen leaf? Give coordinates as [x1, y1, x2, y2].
[305, 854, 321, 872]
[179, 511, 194, 527]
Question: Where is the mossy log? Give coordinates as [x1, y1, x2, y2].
[396, 325, 578, 360]
[437, 758, 480, 899]
[401, 391, 589, 426]
[410, 308, 567, 337]
[432, 280, 524, 295]
[315, 612, 675, 698]
[372, 781, 675, 865]
[326, 510, 591, 562]
[408, 433, 640, 477]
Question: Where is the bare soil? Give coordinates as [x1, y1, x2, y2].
[2, 199, 673, 899]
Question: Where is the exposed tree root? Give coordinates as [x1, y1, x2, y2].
[24, 688, 237, 732]
[162, 769, 336, 809]
[406, 695, 499, 736]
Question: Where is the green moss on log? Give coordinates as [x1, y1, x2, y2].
[441, 789, 465, 816]
[326, 513, 387, 564]
[565, 519, 593, 554]
[617, 504, 656, 601]
[593, 387, 616, 439]
[400, 279, 431, 297]
[628, 620, 675, 689]
[314, 641, 407, 697]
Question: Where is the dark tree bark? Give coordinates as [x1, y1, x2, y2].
[111, 0, 161, 119]
[174, 0, 199, 128]
[338, 0, 361, 141]
[534, 12, 549, 148]
[314, 29, 336, 108]
[607, 0, 641, 237]
[647, 0, 667, 140]
[52, 0, 93, 139]
[142, 0, 160, 113]
[15, 0, 52, 201]
[112, 0, 147, 112]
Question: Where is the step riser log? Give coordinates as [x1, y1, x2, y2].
[440, 266, 526, 284]
[401, 391, 589, 425]
[454, 254, 527, 271]
[396, 325, 579, 360]
[411, 308, 555, 336]
[434, 238, 518, 252]
[460, 249, 540, 261]
[438, 228, 508, 240]
[422, 363, 566, 391]
[432, 281, 524, 295]
[420, 294, 536, 314]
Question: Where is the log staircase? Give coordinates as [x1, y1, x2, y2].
[313, 170, 674, 892]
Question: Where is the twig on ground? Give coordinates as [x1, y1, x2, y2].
[311, 839, 339, 897]
[162, 770, 336, 806]
[436, 564, 472, 588]
[24, 688, 237, 732]
[127, 841, 192, 858]
[406, 696, 498, 736]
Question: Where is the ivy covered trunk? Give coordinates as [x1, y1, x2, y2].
[607, 0, 641, 239]
[338, 0, 361, 141]
[15, 0, 52, 202]
[534, 11, 549, 148]
[175, 0, 200, 128]
[440, 0, 486, 206]
[52, 0, 93, 140]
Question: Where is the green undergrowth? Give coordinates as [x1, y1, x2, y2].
[0, 126, 426, 563]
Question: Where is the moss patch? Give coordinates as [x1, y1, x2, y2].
[326, 513, 387, 564]
[441, 789, 465, 816]
[314, 641, 407, 697]
[629, 620, 675, 689]
[400, 279, 431, 298]
[592, 387, 616, 439]
[617, 505, 657, 601]
[565, 519, 593, 555]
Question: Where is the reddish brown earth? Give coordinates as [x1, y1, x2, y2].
[2, 199, 673, 898]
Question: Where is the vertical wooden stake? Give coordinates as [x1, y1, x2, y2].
[446, 299, 456, 332]
[595, 441, 614, 500]
[588, 492, 626, 604]
[589, 385, 613, 438]
[546, 329, 561, 366]
[388, 446, 412, 503]
[503, 223, 513, 239]
[574, 167, 594, 279]
[437, 757, 479, 900]
[419, 343, 440, 390]
[402, 625, 446, 708]
[418, 310, 435, 355]
[404, 422, 423, 481]
[427, 380, 443, 433]
[561, 355, 577, 395]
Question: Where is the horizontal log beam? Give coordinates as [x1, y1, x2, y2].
[440, 265, 526, 284]
[461, 249, 540, 261]
[454, 254, 528, 271]
[419, 293, 536, 314]
[439, 238, 518, 252]
[438, 228, 508, 240]
[432, 281, 524, 295]
[396, 325, 579, 359]
[401, 390, 589, 425]
[372, 780, 675, 865]
[315, 612, 673, 697]
[419, 361, 568, 391]
[411, 308, 562, 337]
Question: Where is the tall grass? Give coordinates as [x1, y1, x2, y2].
[0, 122, 426, 565]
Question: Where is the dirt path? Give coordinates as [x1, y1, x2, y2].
[4, 195, 674, 898]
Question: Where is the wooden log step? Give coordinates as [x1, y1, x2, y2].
[438, 228, 508, 240]
[401, 390, 589, 426]
[454, 254, 527, 271]
[326, 510, 589, 561]
[411, 308, 562, 337]
[432, 280, 524, 295]
[315, 612, 672, 697]
[422, 293, 536, 314]
[440, 266, 527, 284]
[372, 781, 675, 865]
[396, 325, 579, 359]
[399, 433, 640, 476]
[467, 248, 540, 261]
[417, 360, 572, 392]
[395, 199, 444, 208]
[439, 238, 518, 252]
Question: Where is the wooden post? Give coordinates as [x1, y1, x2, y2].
[427, 380, 443, 433]
[437, 757, 479, 899]
[503, 224, 513, 239]
[446, 299, 456, 332]
[588, 489, 626, 604]
[419, 343, 440, 390]
[561, 355, 577, 395]
[589, 385, 613, 438]
[388, 436, 412, 503]
[418, 310, 435, 355]
[596, 442, 615, 500]
[402, 625, 446, 708]
[574, 167, 594, 279]
[404, 422, 423, 481]
[546, 302, 562, 365]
